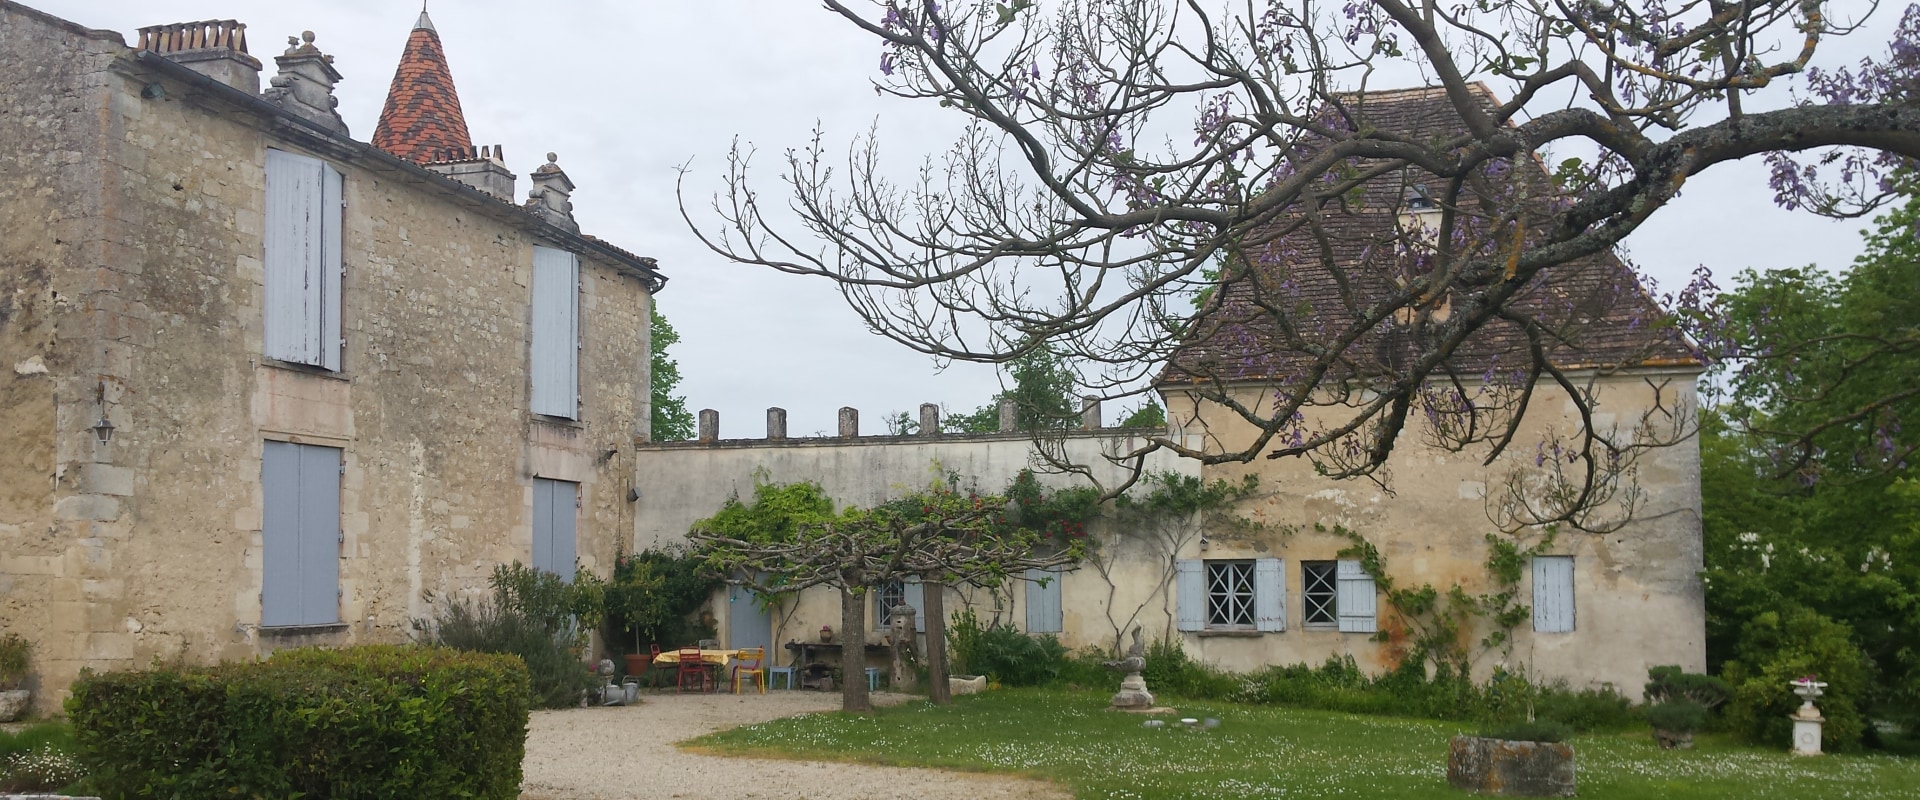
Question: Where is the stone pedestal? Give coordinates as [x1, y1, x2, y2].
[888, 603, 917, 692]
[1111, 672, 1155, 709]
[1791, 713, 1824, 756]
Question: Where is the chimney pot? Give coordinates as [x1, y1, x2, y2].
[919, 403, 940, 436]
[767, 408, 788, 440]
[838, 407, 860, 438]
[698, 409, 719, 443]
[137, 20, 262, 93]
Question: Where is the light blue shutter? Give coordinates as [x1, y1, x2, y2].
[532, 478, 577, 580]
[1175, 559, 1204, 632]
[299, 445, 341, 624]
[1254, 558, 1286, 632]
[262, 441, 339, 626]
[1532, 556, 1575, 633]
[261, 441, 302, 626]
[1335, 559, 1377, 633]
[1025, 568, 1063, 633]
[530, 247, 579, 418]
[903, 580, 925, 632]
[264, 150, 322, 365]
[319, 162, 343, 371]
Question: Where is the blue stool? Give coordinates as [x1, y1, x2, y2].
[766, 665, 798, 690]
[864, 667, 884, 691]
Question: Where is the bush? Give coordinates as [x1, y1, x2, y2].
[68, 645, 528, 800]
[1645, 700, 1708, 733]
[0, 633, 29, 690]
[1480, 720, 1573, 743]
[945, 608, 1069, 687]
[1645, 665, 1732, 709]
[415, 564, 601, 708]
[1138, 639, 1239, 700]
[603, 547, 721, 654]
[1722, 608, 1874, 751]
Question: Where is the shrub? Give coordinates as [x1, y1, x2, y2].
[603, 547, 721, 653]
[0, 633, 29, 690]
[1480, 720, 1573, 743]
[944, 608, 1069, 687]
[68, 645, 528, 800]
[1138, 639, 1239, 700]
[1722, 607, 1874, 751]
[1645, 665, 1732, 709]
[417, 595, 596, 709]
[1531, 683, 1638, 733]
[1645, 700, 1708, 734]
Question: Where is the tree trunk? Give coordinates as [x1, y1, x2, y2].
[924, 580, 951, 705]
[839, 586, 872, 713]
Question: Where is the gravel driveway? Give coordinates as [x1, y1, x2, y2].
[519, 691, 1067, 800]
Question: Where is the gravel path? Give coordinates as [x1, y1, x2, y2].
[519, 691, 1067, 800]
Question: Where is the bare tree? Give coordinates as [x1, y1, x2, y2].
[683, 0, 1920, 528]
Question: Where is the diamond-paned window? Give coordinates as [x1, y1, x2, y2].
[1205, 561, 1255, 627]
[1303, 561, 1337, 626]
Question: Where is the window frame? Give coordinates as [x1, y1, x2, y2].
[1302, 560, 1339, 629]
[1204, 560, 1257, 630]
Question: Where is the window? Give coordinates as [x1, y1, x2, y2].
[1176, 558, 1285, 633]
[1532, 556, 1575, 633]
[263, 149, 343, 370]
[530, 246, 580, 419]
[261, 441, 340, 627]
[1025, 567, 1063, 633]
[1303, 560, 1379, 632]
[531, 478, 578, 580]
[872, 580, 924, 631]
[1302, 561, 1337, 626]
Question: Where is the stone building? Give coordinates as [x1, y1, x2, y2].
[0, 2, 662, 711]
[634, 87, 1704, 696]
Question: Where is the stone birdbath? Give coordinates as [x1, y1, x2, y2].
[1104, 627, 1165, 713]
[1789, 677, 1827, 756]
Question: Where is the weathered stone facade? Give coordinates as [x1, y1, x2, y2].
[0, 2, 660, 712]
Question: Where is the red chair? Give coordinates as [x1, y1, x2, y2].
[675, 647, 709, 694]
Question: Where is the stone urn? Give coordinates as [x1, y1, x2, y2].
[1789, 678, 1828, 756]
[0, 689, 31, 723]
[1446, 735, 1576, 797]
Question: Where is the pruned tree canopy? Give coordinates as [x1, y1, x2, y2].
[683, 0, 1920, 528]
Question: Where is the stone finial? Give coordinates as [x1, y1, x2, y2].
[698, 409, 719, 443]
[137, 19, 262, 93]
[998, 398, 1018, 432]
[767, 408, 788, 440]
[838, 407, 860, 438]
[526, 152, 579, 232]
[262, 30, 348, 135]
[1081, 396, 1102, 430]
[919, 404, 940, 436]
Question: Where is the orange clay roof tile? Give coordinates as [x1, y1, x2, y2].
[371, 15, 472, 164]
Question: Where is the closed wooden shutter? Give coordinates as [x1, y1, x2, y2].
[1175, 559, 1204, 632]
[1025, 567, 1064, 633]
[1254, 557, 1287, 632]
[261, 441, 340, 627]
[530, 247, 580, 418]
[1335, 559, 1378, 633]
[1532, 556, 1575, 633]
[532, 478, 578, 580]
[264, 150, 342, 369]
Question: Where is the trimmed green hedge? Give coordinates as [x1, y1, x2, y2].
[67, 644, 529, 800]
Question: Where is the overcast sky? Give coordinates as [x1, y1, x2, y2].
[31, 0, 1900, 438]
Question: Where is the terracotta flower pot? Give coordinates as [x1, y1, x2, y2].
[623, 653, 651, 677]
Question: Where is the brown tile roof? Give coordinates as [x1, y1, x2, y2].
[1163, 85, 1698, 389]
[371, 11, 472, 164]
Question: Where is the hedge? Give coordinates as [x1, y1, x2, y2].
[67, 644, 529, 800]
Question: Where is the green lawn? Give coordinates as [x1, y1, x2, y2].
[687, 689, 1920, 799]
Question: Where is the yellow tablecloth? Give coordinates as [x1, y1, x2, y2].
[651, 649, 741, 667]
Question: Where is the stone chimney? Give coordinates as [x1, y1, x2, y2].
[263, 32, 348, 136]
[525, 153, 579, 232]
[424, 144, 516, 202]
[138, 20, 262, 93]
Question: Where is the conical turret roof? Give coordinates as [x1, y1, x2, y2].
[371, 7, 473, 163]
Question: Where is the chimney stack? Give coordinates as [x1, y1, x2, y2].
[263, 31, 348, 136]
[424, 144, 517, 202]
[138, 20, 262, 93]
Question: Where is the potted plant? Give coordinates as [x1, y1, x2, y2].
[1645, 699, 1707, 749]
[0, 633, 32, 722]
[1446, 720, 1576, 797]
[602, 548, 721, 677]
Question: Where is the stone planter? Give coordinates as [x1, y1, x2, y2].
[0, 689, 29, 723]
[949, 675, 986, 696]
[1446, 735, 1576, 797]
[1652, 728, 1695, 750]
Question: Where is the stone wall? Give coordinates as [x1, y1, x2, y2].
[0, 4, 653, 711]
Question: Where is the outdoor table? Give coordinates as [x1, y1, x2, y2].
[652, 648, 741, 692]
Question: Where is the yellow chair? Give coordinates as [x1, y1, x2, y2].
[731, 647, 767, 694]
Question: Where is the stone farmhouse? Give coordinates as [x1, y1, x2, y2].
[634, 88, 1706, 696]
[0, 2, 663, 712]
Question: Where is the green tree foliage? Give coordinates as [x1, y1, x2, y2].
[1118, 400, 1167, 429]
[1703, 195, 1920, 738]
[601, 547, 722, 653]
[650, 307, 696, 442]
[1722, 608, 1875, 751]
[945, 347, 1081, 433]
